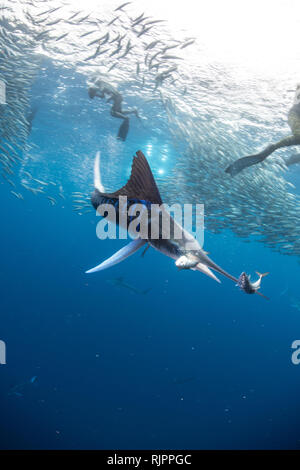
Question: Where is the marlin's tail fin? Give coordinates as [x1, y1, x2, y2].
[256, 271, 269, 279]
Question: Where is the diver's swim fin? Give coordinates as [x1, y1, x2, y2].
[117, 118, 129, 141]
[86, 238, 146, 273]
[225, 154, 265, 176]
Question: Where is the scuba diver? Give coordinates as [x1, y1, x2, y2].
[88, 79, 139, 141]
[226, 84, 300, 176]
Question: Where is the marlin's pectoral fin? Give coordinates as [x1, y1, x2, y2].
[85, 238, 146, 274]
[193, 262, 221, 283]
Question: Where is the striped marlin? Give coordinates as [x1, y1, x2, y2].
[85, 150, 267, 295]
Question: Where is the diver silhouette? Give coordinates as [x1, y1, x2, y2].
[88, 79, 139, 141]
[226, 84, 300, 176]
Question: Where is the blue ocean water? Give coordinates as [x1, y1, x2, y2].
[1, 11, 300, 450]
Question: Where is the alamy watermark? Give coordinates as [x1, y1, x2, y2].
[0, 80, 6, 105]
[94, 197, 205, 249]
[0, 340, 6, 365]
[291, 340, 300, 365]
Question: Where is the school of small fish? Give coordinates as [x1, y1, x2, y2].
[0, 0, 299, 259]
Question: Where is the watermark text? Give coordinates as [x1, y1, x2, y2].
[291, 340, 300, 365]
[0, 340, 6, 365]
[0, 80, 6, 105]
[95, 197, 204, 250]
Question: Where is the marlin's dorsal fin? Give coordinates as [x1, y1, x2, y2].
[103, 150, 163, 205]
